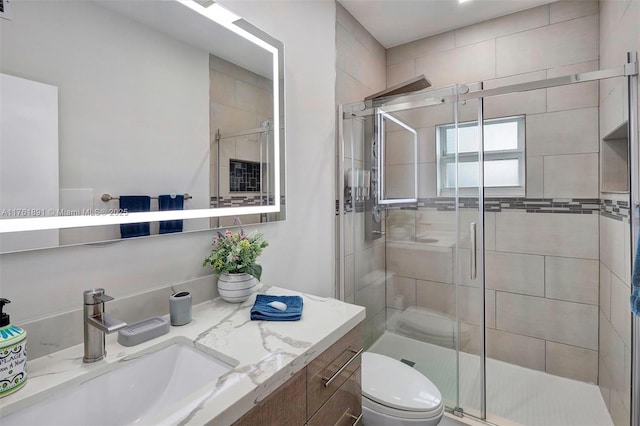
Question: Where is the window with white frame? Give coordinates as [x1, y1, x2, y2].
[436, 115, 525, 196]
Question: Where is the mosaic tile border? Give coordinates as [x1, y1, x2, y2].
[601, 198, 630, 222]
[211, 195, 285, 208]
[338, 197, 603, 215]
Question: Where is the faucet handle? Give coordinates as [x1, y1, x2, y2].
[83, 288, 114, 305]
[93, 294, 114, 303]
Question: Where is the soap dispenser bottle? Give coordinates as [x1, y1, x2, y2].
[0, 298, 27, 398]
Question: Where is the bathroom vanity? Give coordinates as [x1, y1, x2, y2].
[0, 286, 365, 425]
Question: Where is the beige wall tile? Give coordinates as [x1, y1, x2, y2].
[599, 78, 626, 139]
[417, 127, 437, 163]
[486, 328, 546, 371]
[600, 263, 612, 321]
[609, 392, 630, 426]
[496, 212, 599, 259]
[387, 209, 416, 242]
[526, 155, 544, 198]
[546, 341, 598, 383]
[543, 153, 599, 198]
[415, 39, 496, 87]
[599, 330, 612, 408]
[526, 108, 599, 156]
[418, 163, 437, 198]
[416, 280, 454, 317]
[550, 0, 599, 23]
[459, 322, 481, 355]
[600, 214, 627, 281]
[485, 212, 497, 251]
[455, 5, 549, 47]
[545, 256, 599, 304]
[387, 242, 454, 283]
[385, 129, 416, 165]
[336, 69, 372, 105]
[624, 348, 631, 411]
[486, 289, 496, 329]
[387, 60, 416, 87]
[413, 31, 456, 60]
[385, 164, 416, 199]
[355, 278, 386, 319]
[610, 273, 632, 349]
[387, 276, 417, 309]
[496, 14, 599, 76]
[416, 280, 487, 326]
[496, 292, 598, 349]
[484, 90, 547, 120]
[486, 250, 545, 296]
[387, 31, 455, 66]
[547, 61, 599, 112]
[210, 70, 236, 107]
[599, 313, 626, 396]
[344, 253, 354, 298]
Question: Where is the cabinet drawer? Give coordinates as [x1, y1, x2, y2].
[233, 369, 306, 426]
[307, 368, 362, 426]
[306, 324, 362, 418]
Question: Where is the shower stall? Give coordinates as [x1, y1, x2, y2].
[338, 53, 639, 425]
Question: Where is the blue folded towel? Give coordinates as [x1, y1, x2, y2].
[158, 194, 184, 234]
[119, 196, 151, 238]
[631, 219, 640, 316]
[250, 295, 303, 321]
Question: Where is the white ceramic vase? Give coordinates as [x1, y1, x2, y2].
[217, 273, 258, 303]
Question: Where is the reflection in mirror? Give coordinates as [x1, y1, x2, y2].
[0, 0, 285, 254]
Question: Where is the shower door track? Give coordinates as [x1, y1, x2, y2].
[344, 62, 637, 119]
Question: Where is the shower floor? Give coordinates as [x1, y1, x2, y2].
[369, 331, 613, 426]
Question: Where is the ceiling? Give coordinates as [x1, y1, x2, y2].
[339, 0, 558, 48]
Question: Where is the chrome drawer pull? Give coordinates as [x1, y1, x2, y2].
[347, 412, 363, 425]
[322, 347, 363, 387]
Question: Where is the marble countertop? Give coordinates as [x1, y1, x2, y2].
[0, 285, 365, 425]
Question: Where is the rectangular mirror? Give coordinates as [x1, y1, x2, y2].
[0, 0, 285, 253]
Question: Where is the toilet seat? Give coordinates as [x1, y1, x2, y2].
[362, 352, 444, 420]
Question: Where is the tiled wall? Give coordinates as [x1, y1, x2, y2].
[209, 54, 274, 227]
[336, 3, 387, 349]
[384, 0, 603, 383]
[598, 0, 639, 423]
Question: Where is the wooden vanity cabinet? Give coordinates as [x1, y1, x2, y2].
[233, 324, 362, 426]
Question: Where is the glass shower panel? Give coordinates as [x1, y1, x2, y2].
[453, 87, 485, 419]
[367, 86, 467, 411]
[340, 103, 387, 350]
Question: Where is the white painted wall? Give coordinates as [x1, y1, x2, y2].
[0, 0, 337, 330]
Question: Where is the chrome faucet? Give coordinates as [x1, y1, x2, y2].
[83, 288, 127, 363]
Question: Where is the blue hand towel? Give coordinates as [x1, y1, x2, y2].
[631, 219, 640, 316]
[119, 196, 151, 238]
[158, 194, 184, 234]
[250, 295, 303, 321]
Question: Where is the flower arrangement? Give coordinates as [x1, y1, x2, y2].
[203, 228, 269, 281]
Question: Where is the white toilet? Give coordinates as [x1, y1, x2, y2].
[361, 352, 444, 426]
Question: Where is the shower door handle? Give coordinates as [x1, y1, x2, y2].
[470, 222, 477, 280]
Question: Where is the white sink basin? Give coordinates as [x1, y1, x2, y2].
[2, 341, 234, 425]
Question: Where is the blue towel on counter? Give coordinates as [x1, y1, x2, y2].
[250, 295, 303, 321]
[158, 194, 184, 234]
[119, 196, 151, 238]
[631, 216, 640, 316]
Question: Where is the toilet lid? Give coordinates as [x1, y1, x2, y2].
[362, 352, 442, 413]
